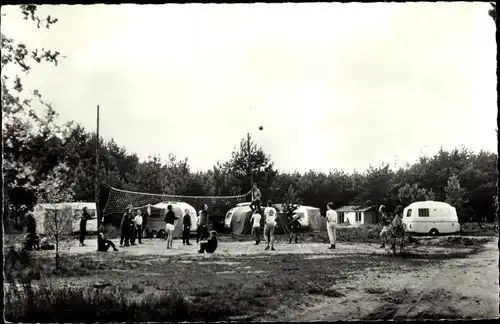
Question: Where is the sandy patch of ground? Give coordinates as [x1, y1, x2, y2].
[262, 237, 499, 321]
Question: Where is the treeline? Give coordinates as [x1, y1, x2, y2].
[3, 116, 498, 229]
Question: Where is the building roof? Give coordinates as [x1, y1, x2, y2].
[335, 205, 375, 212]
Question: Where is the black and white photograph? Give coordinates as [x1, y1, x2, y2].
[2, 2, 498, 321]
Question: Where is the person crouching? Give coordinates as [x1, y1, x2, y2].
[198, 230, 218, 254]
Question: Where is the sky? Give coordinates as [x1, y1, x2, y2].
[2, 3, 497, 174]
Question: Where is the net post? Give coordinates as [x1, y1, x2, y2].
[95, 105, 100, 250]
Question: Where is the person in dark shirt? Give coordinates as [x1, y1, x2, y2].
[25, 210, 39, 251]
[164, 205, 178, 249]
[198, 230, 218, 254]
[98, 226, 119, 252]
[120, 205, 133, 247]
[79, 207, 93, 247]
[128, 210, 137, 246]
[196, 204, 209, 243]
[182, 208, 192, 246]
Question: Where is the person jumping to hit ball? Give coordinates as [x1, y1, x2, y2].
[249, 183, 262, 214]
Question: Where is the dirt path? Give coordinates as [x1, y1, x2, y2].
[263, 238, 499, 321]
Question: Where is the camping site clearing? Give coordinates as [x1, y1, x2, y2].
[4, 234, 499, 322]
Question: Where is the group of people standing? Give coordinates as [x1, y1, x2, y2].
[247, 183, 405, 251]
[119, 204, 144, 247]
[163, 203, 216, 253]
[248, 183, 340, 250]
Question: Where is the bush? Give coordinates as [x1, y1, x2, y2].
[5, 283, 238, 322]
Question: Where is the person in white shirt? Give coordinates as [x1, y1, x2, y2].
[263, 200, 278, 251]
[250, 210, 262, 245]
[134, 209, 144, 244]
[326, 202, 338, 249]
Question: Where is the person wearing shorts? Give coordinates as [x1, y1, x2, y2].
[263, 200, 277, 251]
[326, 202, 338, 249]
[250, 210, 262, 245]
[164, 205, 178, 249]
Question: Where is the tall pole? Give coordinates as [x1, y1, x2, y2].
[95, 105, 100, 245]
[247, 132, 253, 199]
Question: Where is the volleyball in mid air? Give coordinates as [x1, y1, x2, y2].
[259, 126, 263, 131]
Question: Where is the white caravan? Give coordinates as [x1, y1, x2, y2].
[402, 201, 460, 235]
[33, 202, 98, 235]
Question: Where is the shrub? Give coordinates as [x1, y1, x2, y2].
[5, 283, 238, 322]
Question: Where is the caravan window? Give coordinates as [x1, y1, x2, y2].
[418, 208, 430, 217]
[406, 209, 412, 217]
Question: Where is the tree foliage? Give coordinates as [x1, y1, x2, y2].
[489, 2, 496, 22]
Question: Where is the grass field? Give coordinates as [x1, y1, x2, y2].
[4, 225, 499, 322]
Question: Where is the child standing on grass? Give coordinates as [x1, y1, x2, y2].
[198, 230, 218, 254]
[326, 202, 337, 249]
[182, 208, 192, 246]
[250, 210, 262, 245]
[263, 200, 277, 251]
[288, 210, 302, 244]
[197, 204, 210, 243]
[134, 209, 143, 244]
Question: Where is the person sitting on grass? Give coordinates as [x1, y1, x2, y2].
[250, 210, 262, 245]
[198, 230, 218, 254]
[98, 226, 119, 252]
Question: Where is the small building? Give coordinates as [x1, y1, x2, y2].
[334, 205, 379, 226]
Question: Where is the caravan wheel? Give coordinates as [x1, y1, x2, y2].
[429, 228, 439, 236]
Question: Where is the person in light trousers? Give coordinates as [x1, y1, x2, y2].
[250, 210, 262, 245]
[326, 202, 337, 249]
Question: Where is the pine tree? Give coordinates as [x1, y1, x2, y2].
[444, 174, 468, 223]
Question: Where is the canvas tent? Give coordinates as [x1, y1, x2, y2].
[225, 204, 292, 235]
[144, 202, 197, 238]
[227, 205, 254, 235]
[274, 204, 324, 230]
[307, 208, 326, 232]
